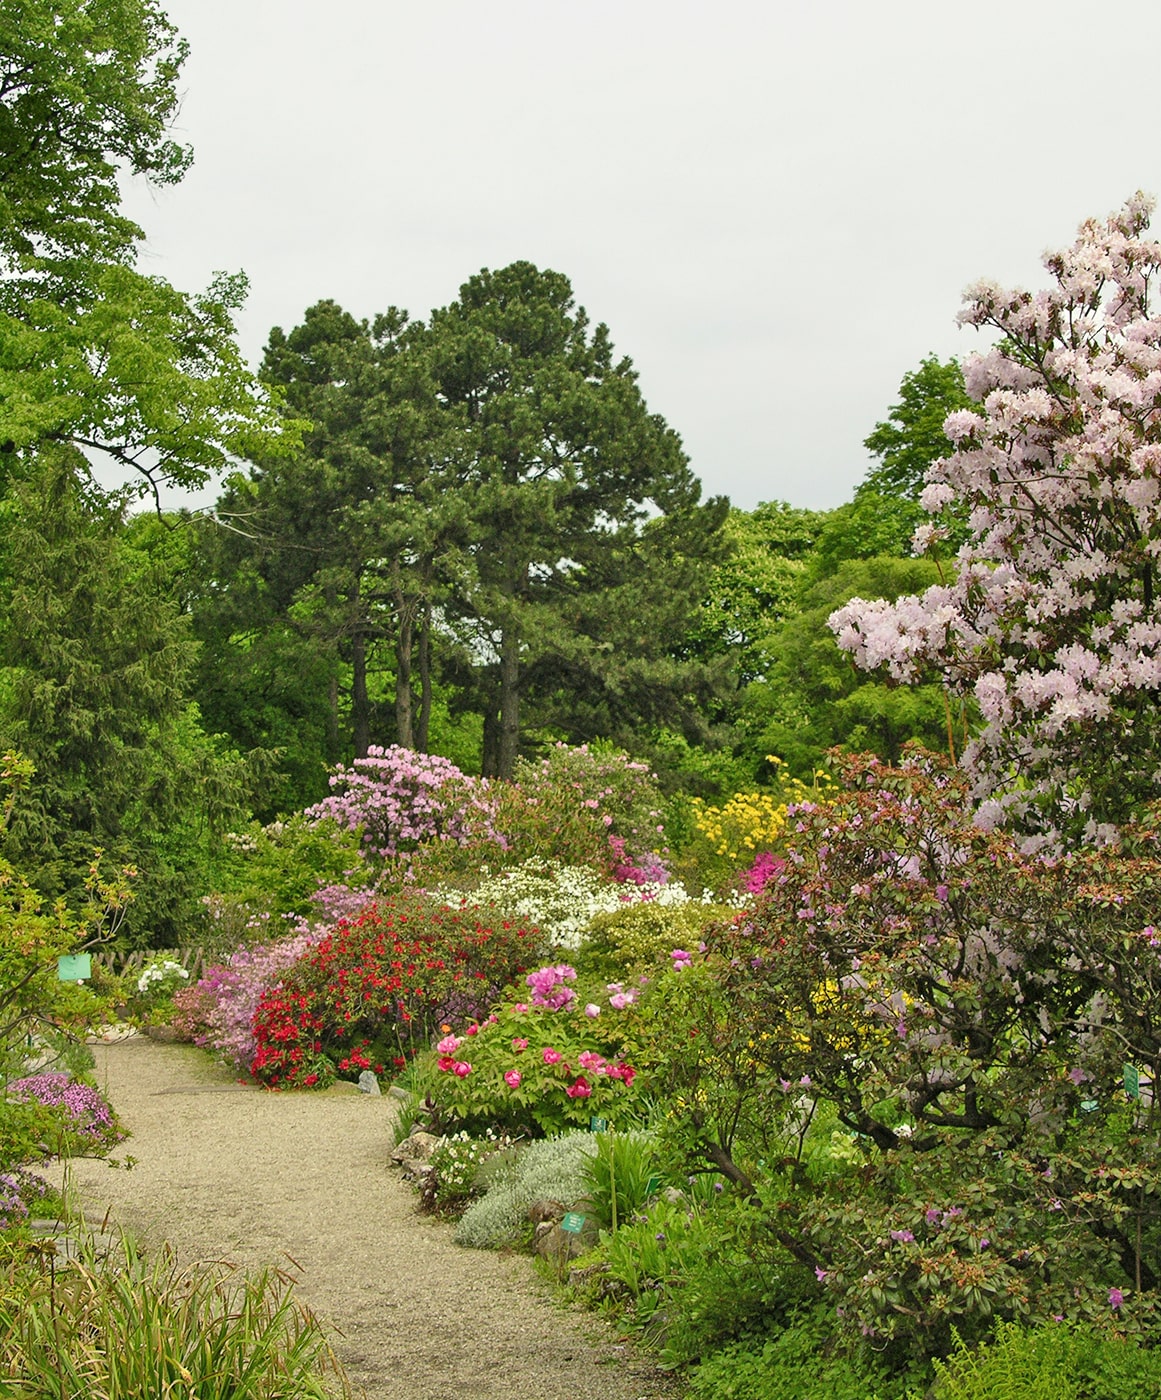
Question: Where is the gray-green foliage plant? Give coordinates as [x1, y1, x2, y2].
[453, 1131, 596, 1249]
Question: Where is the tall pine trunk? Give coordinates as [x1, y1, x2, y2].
[416, 601, 432, 753]
[394, 580, 415, 749]
[351, 628, 370, 758]
[496, 626, 521, 779]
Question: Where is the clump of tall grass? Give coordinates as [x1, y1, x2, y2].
[0, 1232, 350, 1398]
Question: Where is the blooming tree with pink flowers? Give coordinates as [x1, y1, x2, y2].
[830, 194, 1161, 844]
[305, 745, 503, 862]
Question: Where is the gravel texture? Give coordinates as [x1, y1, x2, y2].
[60, 1037, 681, 1400]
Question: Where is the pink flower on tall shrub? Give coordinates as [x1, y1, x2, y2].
[504, 1070, 522, 1088]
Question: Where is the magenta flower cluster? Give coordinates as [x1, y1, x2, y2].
[7, 1073, 121, 1148]
[525, 963, 577, 1010]
[174, 929, 325, 1071]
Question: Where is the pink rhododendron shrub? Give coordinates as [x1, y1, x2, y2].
[305, 745, 503, 863]
[172, 929, 326, 1072]
[831, 195, 1161, 846]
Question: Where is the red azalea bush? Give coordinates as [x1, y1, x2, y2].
[249, 893, 541, 1089]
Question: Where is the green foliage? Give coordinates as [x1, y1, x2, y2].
[580, 1130, 662, 1230]
[927, 1322, 1161, 1400]
[686, 1308, 908, 1400]
[0, 1234, 351, 1398]
[0, 0, 190, 272]
[211, 815, 368, 921]
[589, 1190, 807, 1368]
[0, 457, 259, 943]
[738, 555, 949, 776]
[578, 901, 725, 981]
[649, 752, 1161, 1359]
[861, 355, 972, 504]
[684, 503, 824, 685]
[429, 261, 728, 777]
[501, 742, 669, 873]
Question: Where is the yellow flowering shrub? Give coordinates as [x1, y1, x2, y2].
[676, 759, 834, 893]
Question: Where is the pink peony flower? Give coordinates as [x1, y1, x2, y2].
[436, 1035, 461, 1055]
[512, 1037, 528, 1051]
[584, 1003, 601, 1018]
[504, 1070, 522, 1088]
[565, 1077, 592, 1098]
[542, 1047, 562, 1064]
[452, 1061, 472, 1078]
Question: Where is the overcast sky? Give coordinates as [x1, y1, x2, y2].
[124, 0, 1161, 515]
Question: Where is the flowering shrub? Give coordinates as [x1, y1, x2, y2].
[678, 758, 832, 893]
[172, 929, 326, 1072]
[436, 857, 694, 952]
[831, 195, 1161, 844]
[305, 746, 502, 863]
[249, 894, 538, 1089]
[578, 900, 728, 981]
[650, 749, 1161, 1358]
[424, 1129, 511, 1212]
[427, 970, 648, 1135]
[7, 1073, 123, 1153]
[0, 1166, 49, 1230]
[498, 743, 669, 875]
[135, 959, 189, 998]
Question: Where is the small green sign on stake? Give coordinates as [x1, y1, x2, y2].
[1124, 1063, 1141, 1099]
[589, 1116, 608, 1133]
[57, 953, 91, 983]
[560, 1212, 586, 1235]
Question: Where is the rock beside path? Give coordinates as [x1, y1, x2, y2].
[59, 1040, 680, 1400]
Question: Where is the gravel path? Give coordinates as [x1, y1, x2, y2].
[60, 1037, 680, 1400]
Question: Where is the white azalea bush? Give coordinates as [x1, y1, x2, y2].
[434, 857, 697, 951]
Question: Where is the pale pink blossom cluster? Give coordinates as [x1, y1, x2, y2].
[305, 745, 503, 861]
[831, 194, 1161, 841]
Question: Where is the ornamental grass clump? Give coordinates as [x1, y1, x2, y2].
[0, 1233, 351, 1398]
[250, 893, 538, 1089]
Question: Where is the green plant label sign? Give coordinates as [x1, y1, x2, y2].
[560, 1212, 586, 1234]
[589, 1116, 608, 1133]
[57, 953, 92, 982]
[1124, 1063, 1141, 1099]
